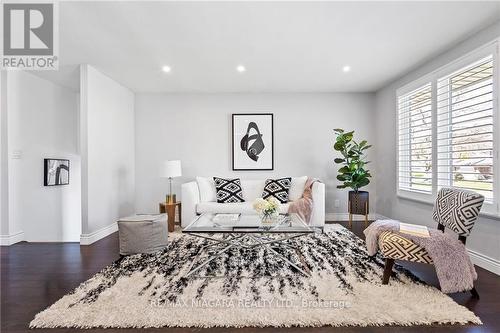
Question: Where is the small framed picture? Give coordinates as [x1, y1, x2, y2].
[44, 159, 70, 186]
[232, 113, 274, 170]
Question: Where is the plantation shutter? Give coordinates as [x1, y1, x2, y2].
[436, 55, 494, 201]
[398, 83, 433, 193]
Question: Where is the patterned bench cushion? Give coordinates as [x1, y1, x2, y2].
[379, 231, 433, 264]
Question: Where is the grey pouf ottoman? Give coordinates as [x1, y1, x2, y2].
[117, 214, 168, 255]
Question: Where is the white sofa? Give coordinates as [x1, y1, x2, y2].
[181, 177, 325, 228]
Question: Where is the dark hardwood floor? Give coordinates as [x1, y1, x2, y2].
[1, 221, 499, 333]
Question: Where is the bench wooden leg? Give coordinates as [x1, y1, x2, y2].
[382, 258, 395, 284]
[470, 287, 480, 299]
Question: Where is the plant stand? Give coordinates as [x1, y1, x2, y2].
[348, 191, 369, 229]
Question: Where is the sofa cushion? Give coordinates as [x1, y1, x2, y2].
[197, 202, 290, 215]
[262, 178, 292, 203]
[196, 177, 217, 202]
[240, 179, 266, 201]
[213, 177, 245, 203]
[289, 176, 307, 201]
[195, 177, 307, 203]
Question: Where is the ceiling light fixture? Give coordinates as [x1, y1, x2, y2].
[342, 65, 351, 73]
[236, 65, 246, 73]
[162, 65, 171, 73]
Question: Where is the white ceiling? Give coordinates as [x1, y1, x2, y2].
[34, 1, 500, 93]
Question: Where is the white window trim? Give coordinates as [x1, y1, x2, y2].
[396, 39, 500, 218]
[396, 193, 500, 221]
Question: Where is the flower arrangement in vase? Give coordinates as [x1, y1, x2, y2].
[253, 197, 280, 224]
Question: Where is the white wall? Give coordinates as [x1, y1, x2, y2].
[80, 65, 135, 243]
[0, 71, 9, 238]
[1, 71, 81, 242]
[135, 93, 376, 217]
[374, 21, 500, 274]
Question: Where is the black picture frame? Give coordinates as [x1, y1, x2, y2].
[232, 113, 274, 171]
[44, 158, 70, 186]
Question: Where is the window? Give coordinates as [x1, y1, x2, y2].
[397, 42, 499, 215]
[398, 84, 433, 193]
[437, 56, 494, 201]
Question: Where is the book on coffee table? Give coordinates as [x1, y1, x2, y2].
[399, 222, 430, 238]
[212, 214, 240, 226]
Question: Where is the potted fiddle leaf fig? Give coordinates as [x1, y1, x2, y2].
[333, 129, 372, 227]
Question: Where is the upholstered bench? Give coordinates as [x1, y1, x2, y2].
[117, 214, 168, 255]
[378, 188, 484, 298]
[379, 231, 433, 264]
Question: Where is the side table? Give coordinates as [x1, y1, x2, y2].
[159, 202, 181, 232]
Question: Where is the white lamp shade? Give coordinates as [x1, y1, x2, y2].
[160, 160, 182, 178]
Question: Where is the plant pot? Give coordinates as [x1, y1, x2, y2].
[348, 191, 369, 216]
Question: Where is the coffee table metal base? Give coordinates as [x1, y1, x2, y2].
[184, 232, 311, 278]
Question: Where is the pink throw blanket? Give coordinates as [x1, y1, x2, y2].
[288, 178, 319, 224]
[364, 220, 477, 293]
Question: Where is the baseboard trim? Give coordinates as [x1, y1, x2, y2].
[468, 249, 500, 276]
[80, 222, 118, 245]
[0, 231, 25, 246]
[326, 213, 388, 222]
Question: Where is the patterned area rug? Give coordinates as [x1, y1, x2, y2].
[31, 225, 481, 328]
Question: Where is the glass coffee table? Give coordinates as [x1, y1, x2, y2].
[182, 213, 314, 278]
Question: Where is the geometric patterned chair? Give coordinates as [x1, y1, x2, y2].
[379, 188, 485, 298]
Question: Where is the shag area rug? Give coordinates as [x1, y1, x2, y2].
[31, 225, 481, 328]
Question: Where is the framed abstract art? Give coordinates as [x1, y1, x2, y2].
[232, 113, 274, 170]
[44, 158, 70, 186]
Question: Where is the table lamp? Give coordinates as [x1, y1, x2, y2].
[160, 160, 182, 204]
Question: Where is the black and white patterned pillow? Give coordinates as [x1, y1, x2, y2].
[213, 177, 245, 203]
[262, 178, 292, 203]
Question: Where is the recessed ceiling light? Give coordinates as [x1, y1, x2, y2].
[162, 65, 171, 73]
[342, 65, 351, 73]
[236, 65, 246, 73]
